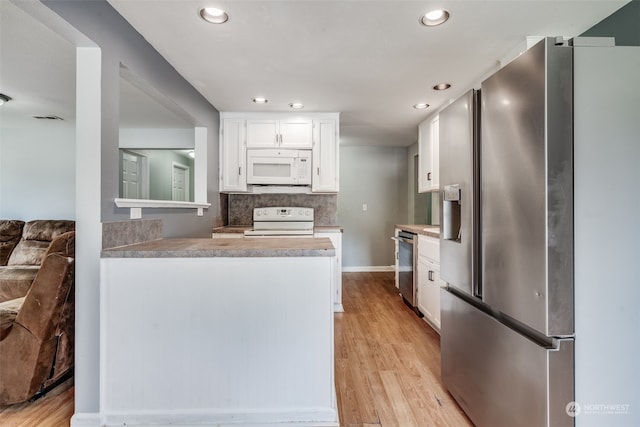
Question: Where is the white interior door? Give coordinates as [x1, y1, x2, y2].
[122, 151, 141, 199]
[172, 163, 189, 201]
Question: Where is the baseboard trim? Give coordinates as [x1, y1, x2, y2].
[70, 412, 100, 427]
[342, 265, 394, 273]
[101, 408, 339, 427]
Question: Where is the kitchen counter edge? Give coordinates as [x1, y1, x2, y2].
[395, 224, 440, 239]
[102, 237, 335, 258]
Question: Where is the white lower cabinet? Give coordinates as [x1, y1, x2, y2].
[212, 230, 343, 312]
[417, 234, 445, 332]
[314, 231, 343, 312]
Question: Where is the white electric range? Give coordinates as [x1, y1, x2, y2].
[243, 207, 314, 236]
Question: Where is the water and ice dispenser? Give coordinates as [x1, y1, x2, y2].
[443, 184, 462, 242]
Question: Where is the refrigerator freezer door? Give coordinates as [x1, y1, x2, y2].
[439, 89, 479, 297]
[480, 39, 573, 336]
[441, 289, 574, 427]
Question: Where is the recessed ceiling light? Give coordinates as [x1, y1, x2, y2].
[252, 97, 268, 104]
[0, 93, 12, 106]
[413, 103, 430, 109]
[433, 83, 451, 90]
[199, 7, 229, 24]
[289, 102, 304, 109]
[420, 9, 450, 27]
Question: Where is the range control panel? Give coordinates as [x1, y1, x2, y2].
[253, 207, 314, 222]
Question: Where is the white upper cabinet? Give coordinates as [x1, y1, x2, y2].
[219, 118, 247, 192]
[312, 117, 339, 193]
[246, 119, 278, 148]
[418, 115, 439, 192]
[280, 118, 314, 148]
[247, 117, 313, 148]
[220, 113, 339, 193]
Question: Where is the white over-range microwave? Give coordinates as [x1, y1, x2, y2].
[246, 149, 312, 186]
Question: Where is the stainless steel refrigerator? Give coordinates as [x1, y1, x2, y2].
[439, 37, 640, 427]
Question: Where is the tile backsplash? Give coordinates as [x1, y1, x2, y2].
[228, 194, 338, 226]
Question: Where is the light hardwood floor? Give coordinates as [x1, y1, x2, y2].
[0, 271, 471, 427]
[0, 378, 74, 426]
[335, 272, 472, 427]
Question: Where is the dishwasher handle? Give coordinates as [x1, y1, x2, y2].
[396, 236, 414, 245]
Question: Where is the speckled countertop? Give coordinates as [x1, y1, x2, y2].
[102, 237, 335, 258]
[212, 225, 343, 234]
[396, 224, 440, 238]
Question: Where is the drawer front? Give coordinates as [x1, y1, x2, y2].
[418, 234, 439, 263]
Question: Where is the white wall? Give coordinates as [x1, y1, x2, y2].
[28, 1, 222, 422]
[119, 128, 194, 149]
[42, 0, 221, 238]
[338, 145, 408, 269]
[573, 45, 640, 427]
[0, 125, 75, 220]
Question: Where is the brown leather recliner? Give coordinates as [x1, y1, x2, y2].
[0, 219, 75, 302]
[0, 231, 75, 406]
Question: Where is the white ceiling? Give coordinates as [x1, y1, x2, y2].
[0, 0, 76, 128]
[106, 0, 628, 146]
[0, 0, 192, 130]
[1, 0, 630, 145]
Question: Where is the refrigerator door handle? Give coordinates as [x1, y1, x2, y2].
[473, 279, 482, 299]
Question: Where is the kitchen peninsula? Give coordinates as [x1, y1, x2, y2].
[100, 237, 338, 427]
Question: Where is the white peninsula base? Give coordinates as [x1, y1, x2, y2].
[100, 255, 337, 427]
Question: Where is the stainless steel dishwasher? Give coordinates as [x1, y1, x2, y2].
[396, 230, 420, 314]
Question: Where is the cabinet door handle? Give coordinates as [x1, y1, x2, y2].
[427, 172, 432, 181]
[317, 167, 320, 175]
[238, 167, 242, 176]
[428, 270, 434, 281]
